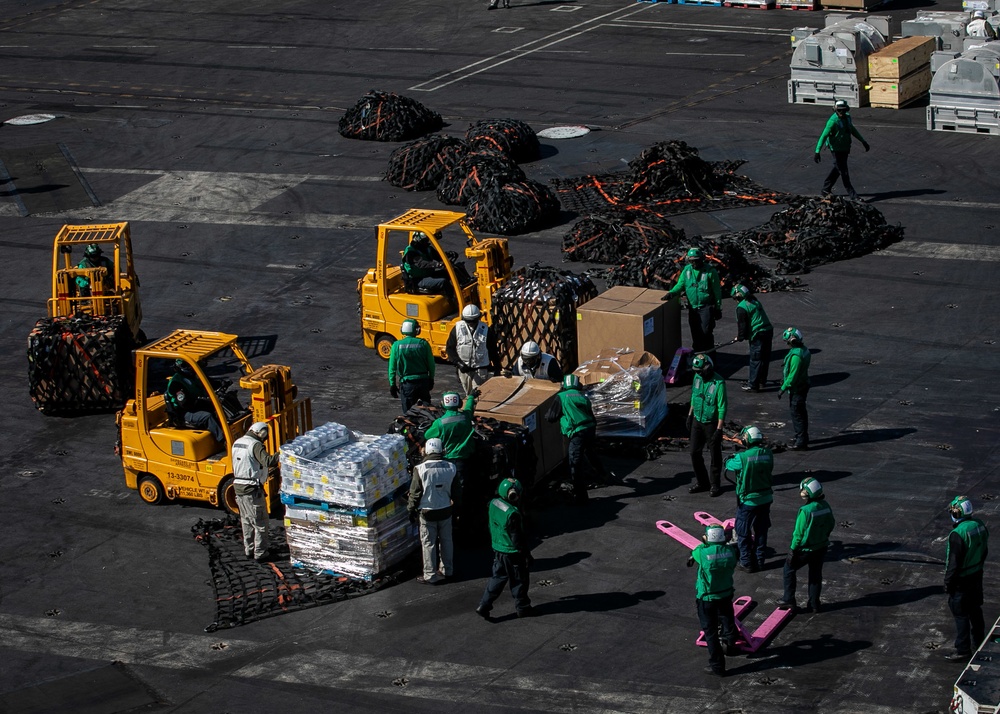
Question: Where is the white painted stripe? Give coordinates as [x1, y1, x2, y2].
[91, 45, 157, 48]
[876, 241, 1000, 261]
[265, 263, 308, 270]
[226, 45, 298, 49]
[663, 52, 747, 56]
[881, 198, 1000, 210]
[609, 22, 785, 35]
[409, 3, 653, 91]
[81, 167, 383, 182]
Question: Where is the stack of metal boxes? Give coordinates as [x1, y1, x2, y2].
[279, 423, 417, 580]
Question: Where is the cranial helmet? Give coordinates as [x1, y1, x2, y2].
[686, 247, 704, 262]
[731, 284, 750, 300]
[521, 341, 541, 367]
[412, 231, 429, 246]
[248, 422, 269, 440]
[498, 478, 523, 502]
[949, 495, 974, 519]
[401, 319, 420, 336]
[562, 374, 580, 389]
[741, 425, 764, 446]
[424, 438, 443, 456]
[835, 99, 849, 110]
[705, 524, 726, 544]
[783, 327, 803, 344]
[442, 392, 461, 409]
[691, 353, 714, 373]
[973, 9, 987, 19]
[462, 304, 481, 321]
[84, 243, 103, 258]
[800, 477, 823, 500]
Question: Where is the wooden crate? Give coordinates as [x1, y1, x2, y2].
[869, 68, 932, 108]
[821, 0, 884, 9]
[869, 36, 937, 80]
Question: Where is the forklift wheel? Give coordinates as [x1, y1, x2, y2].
[218, 475, 239, 515]
[137, 474, 164, 505]
[375, 333, 395, 360]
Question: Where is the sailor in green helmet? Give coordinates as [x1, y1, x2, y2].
[944, 496, 989, 662]
[778, 327, 811, 451]
[388, 318, 435, 413]
[663, 246, 722, 352]
[688, 523, 738, 677]
[476, 478, 533, 619]
[546, 374, 609, 505]
[730, 283, 773, 393]
[778, 477, 835, 613]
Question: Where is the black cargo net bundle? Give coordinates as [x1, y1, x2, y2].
[551, 140, 790, 217]
[605, 238, 802, 294]
[466, 177, 561, 235]
[490, 264, 598, 372]
[385, 135, 471, 191]
[436, 150, 525, 206]
[338, 90, 444, 142]
[27, 314, 135, 414]
[723, 196, 905, 274]
[466, 119, 540, 163]
[562, 211, 687, 263]
[193, 516, 397, 631]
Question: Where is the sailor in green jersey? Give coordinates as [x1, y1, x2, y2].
[731, 284, 773, 392]
[815, 99, 870, 201]
[663, 247, 722, 352]
[779, 327, 811, 451]
[546, 374, 609, 505]
[476, 478, 533, 619]
[388, 319, 435, 413]
[779, 477, 835, 613]
[686, 353, 727, 497]
[688, 524, 738, 677]
[944, 496, 989, 662]
[725, 425, 774, 572]
[424, 391, 477, 497]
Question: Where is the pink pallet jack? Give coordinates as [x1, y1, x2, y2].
[656, 515, 795, 653]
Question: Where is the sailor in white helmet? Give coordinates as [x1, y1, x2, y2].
[511, 341, 563, 382]
[407, 438, 462, 585]
[446, 304, 499, 395]
[967, 9, 997, 38]
[231, 421, 279, 562]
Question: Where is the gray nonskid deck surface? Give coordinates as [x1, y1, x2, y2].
[0, 1, 995, 712]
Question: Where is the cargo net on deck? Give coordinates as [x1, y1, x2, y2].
[721, 196, 905, 274]
[552, 140, 790, 217]
[193, 516, 397, 631]
[490, 264, 598, 373]
[338, 90, 444, 142]
[385, 118, 559, 235]
[27, 314, 134, 414]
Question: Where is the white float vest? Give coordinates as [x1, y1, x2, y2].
[232, 435, 267, 486]
[455, 320, 490, 368]
[516, 353, 556, 381]
[414, 459, 457, 511]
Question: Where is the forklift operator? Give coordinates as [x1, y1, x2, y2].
[75, 243, 115, 296]
[165, 359, 226, 443]
[401, 232, 451, 296]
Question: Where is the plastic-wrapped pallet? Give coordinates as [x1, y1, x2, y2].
[279, 423, 417, 580]
[574, 350, 668, 438]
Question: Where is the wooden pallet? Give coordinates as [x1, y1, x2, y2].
[676, 0, 723, 6]
[870, 93, 927, 109]
[820, 0, 885, 8]
[777, 1, 819, 9]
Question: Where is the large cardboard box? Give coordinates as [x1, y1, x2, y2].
[868, 36, 936, 80]
[576, 286, 681, 365]
[475, 376, 565, 480]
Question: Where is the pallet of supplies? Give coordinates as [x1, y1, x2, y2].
[574, 350, 668, 438]
[279, 423, 417, 580]
[868, 37, 935, 109]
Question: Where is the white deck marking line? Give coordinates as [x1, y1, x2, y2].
[409, 3, 653, 91]
[663, 52, 747, 56]
[609, 22, 786, 36]
[876, 241, 1000, 262]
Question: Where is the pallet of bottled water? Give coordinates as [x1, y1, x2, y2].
[279, 424, 409, 509]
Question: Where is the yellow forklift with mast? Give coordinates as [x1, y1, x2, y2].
[357, 209, 513, 359]
[117, 330, 312, 514]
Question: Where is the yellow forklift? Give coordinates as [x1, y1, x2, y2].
[117, 330, 312, 514]
[49, 222, 144, 342]
[358, 209, 512, 359]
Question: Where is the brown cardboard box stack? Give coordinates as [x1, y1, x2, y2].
[868, 36, 935, 109]
[475, 376, 565, 481]
[576, 286, 682, 366]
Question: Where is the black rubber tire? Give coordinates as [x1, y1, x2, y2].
[218, 475, 239, 515]
[137, 473, 164, 506]
[375, 333, 395, 360]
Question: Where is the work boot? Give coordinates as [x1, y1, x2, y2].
[710, 488, 722, 498]
[805, 601, 821, 614]
[689, 484, 710, 494]
[737, 562, 759, 574]
[416, 574, 444, 585]
[740, 382, 757, 392]
[488, 1, 498, 8]
[516, 606, 534, 618]
[776, 599, 795, 610]
[703, 665, 726, 677]
[476, 605, 493, 619]
[944, 651, 971, 663]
